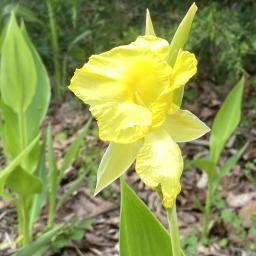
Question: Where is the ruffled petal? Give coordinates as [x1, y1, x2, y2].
[132, 35, 169, 60]
[69, 43, 172, 140]
[162, 109, 210, 142]
[170, 50, 197, 90]
[90, 102, 152, 143]
[135, 128, 183, 208]
[149, 91, 174, 127]
[69, 64, 129, 105]
[69, 43, 170, 105]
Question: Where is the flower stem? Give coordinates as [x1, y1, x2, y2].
[22, 198, 31, 246]
[166, 202, 181, 256]
[202, 181, 213, 238]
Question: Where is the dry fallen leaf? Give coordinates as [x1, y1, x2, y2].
[239, 200, 256, 228]
[226, 192, 256, 208]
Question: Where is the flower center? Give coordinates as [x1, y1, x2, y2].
[125, 60, 162, 107]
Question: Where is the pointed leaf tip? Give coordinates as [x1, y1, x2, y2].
[145, 8, 156, 36]
[210, 77, 244, 163]
[167, 2, 198, 66]
[94, 142, 141, 196]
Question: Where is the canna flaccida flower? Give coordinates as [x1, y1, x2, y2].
[69, 12, 210, 209]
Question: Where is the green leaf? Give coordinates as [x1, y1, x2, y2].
[57, 170, 85, 209]
[0, 135, 40, 193]
[0, 22, 50, 164]
[59, 119, 91, 180]
[120, 181, 172, 256]
[1, 3, 42, 25]
[29, 143, 48, 231]
[145, 9, 155, 36]
[193, 158, 217, 179]
[217, 142, 248, 183]
[0, 12, 36, 113]
[6, 167, 42, 197]
[167, 3, 198, 107]
[46, 125, 58, 191]
[0, 100, 40, 173]
[0, 100, 22, 158]
[94, 141, 141, 195]
[168, 3, 198, 66]
[14, 224, 64, 256]
[210, 77, 244, 163]
[22, 24, 51, 143]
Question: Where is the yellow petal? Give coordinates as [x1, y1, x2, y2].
[135, 128, 183, 208]
[149, 91, 173, 127]
[69, 44, 169, 105]
[162, 109, 210, 142]
[132, 35, 169, 60]
[69, 40, 173, 142]
[170, 50, 197, 90]
[90, 102, 152, 143]
[69, 63, 129, 105]
[95, 141, 142, 195]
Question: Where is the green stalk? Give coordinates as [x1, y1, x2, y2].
[18, 112, 31, 246]
[166, 202, 181, 256]
[202, 181, 213, 238]
[22, 198, 31, 246]
[16, 201, 24, 245]
[47, 192, 56, 228]
[47, 167, 58, 228]
[16, 197, 31, 247]
[47, 0, 62, 99]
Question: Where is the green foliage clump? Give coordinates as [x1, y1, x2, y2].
[187, 2, 256, 83]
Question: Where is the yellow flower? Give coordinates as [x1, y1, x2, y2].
[69, 35, 210, 208]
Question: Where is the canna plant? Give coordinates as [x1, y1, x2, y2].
[69, 3, 210, 255]
[193, 77, 247, 239]
[0, 12, 50, 246]
[0, 11, 92, 254]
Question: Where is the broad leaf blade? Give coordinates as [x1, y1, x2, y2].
[120, 181, 172, 256]
[193, 158, 217, 179]
[0, 99, 41, 172]
[0, 135, 40, 193]
[6, 167, 42, 197]
[22, 24, 51, 142]
[0, 19, 49, 169]
[210, 77, 244, 163]
[0, 100, 22, 159]
[0, 12, 36, 113]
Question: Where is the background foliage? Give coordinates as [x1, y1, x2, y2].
[1, 0, 256, 88]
